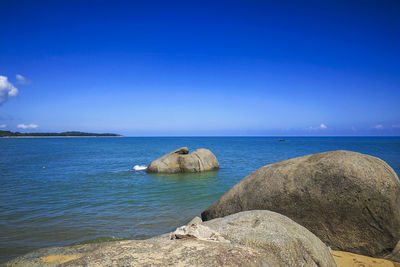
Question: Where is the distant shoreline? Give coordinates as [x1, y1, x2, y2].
[1, 135, 124, 138]
[0, 130, 123, 138]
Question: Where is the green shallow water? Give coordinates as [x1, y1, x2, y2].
[0, 137, 399, 263]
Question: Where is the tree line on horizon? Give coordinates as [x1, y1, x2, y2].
[0, 130, 121, 137]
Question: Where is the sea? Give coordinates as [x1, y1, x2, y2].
[1, 136, 399, 263]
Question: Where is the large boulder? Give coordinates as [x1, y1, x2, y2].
[202, 210, 336, 267]
[4, 239, 277, 267]
[147, 147, 219, 173]
[201, 150, 400, 261]
[5, 210, 336, 267]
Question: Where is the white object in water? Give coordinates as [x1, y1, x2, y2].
[133, 165, 147, 171]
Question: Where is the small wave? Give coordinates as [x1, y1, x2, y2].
[133, 165, 147, 171]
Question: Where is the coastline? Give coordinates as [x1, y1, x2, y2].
[1, 136, 125, 138]
[4, 221, 400, 267]
[2, 139, 399, 266]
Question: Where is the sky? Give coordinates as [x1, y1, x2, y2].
[0, 0, 399, 136]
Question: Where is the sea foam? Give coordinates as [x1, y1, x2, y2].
[133, 165, 147, 171]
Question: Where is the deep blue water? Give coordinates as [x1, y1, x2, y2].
[1, 137, 399, 263]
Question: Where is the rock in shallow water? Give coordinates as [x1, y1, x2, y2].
[201, 150, 400, 261]
[146, 147, 219, 173]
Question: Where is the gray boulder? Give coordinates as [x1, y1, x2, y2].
[168, 211, 336, 266]
[201, 150, 400, 261]
[147, 147, 219, 173]
[203, 210, 336, 267]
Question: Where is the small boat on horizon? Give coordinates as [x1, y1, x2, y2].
[278, 139, 286, 142]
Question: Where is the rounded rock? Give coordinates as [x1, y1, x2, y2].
[203, 210, 337, 267]
[201, 150, 400, 260]
[147, 147, 219, 173]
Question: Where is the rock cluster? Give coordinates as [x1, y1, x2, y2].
[146, 147, 219, 173]
[201, 150, 400, 261]
[5, 211, 336, 267]
[6, 150, 400, 266]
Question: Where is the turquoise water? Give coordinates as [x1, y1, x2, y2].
[1, 137, 399, 263]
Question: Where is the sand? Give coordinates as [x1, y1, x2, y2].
[332, 251, 400, 267]
[40, 254, 83, 264]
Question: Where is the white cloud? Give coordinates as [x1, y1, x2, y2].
[16, 74, 31, 85]
[308, 123, 328, 130]
[0, 75, 19, 105]
[0, 124, 6, 128]
[17, 123, 38, 129]
[374, 124, 383, 129]
[392, 124, 400, 129]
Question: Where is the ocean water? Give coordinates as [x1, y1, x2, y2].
[1, 137, 399, 263]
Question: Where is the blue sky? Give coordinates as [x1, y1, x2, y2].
[0, 0, 399, 136]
